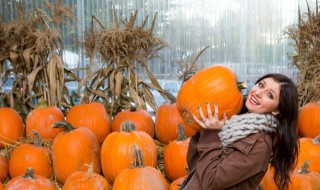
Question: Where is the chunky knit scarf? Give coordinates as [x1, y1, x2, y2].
[218, 113, 278, 147]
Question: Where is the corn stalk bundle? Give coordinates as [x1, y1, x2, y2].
[284, 0, 320, 107]
[0, 1, 78, 119]
[79, 10, 169, 117]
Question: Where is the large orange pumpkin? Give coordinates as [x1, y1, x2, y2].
[101, 121, 157, 184]
[260, 160, 320, 190]
[0, 151, 8, 183]
[112, 145, 169, 190]
[9, 130, 52, 179]
[295, 135, 320, 173]
[111, 105, 155, 137]
[0, 107, 24, 148]
[26, 101, 64, 140]
[63, 163, 110, 190]
[164, 124, 190, 181]
[298, 101, 320, 138]
[66, 102, 111, 144]
[4, 168, 55, 190]
[176, 65, 243, 131]
[52, 121, 101, 184]
[155, 103, 195, 144]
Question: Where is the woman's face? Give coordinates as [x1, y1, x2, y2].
[245, 77, 280, 115]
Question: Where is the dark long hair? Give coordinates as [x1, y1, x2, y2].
[241, 73, 299, 190]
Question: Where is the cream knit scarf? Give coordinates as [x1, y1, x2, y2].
[218, 113, 278, 147]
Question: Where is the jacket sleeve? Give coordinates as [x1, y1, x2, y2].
[195, 128, 271, 190]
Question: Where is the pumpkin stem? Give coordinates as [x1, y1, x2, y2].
[131, 144, 144, 168]
[84, 163, 93, 174]
[129, 103, 137, 112]
[37, 98, 47, 108]
[23, 168, 36, 179]
[120, 121, 137, 132]
[312, 135, 320, 145]
[31, 130, 42, 147]
[298, 160, 310, 174]
[237, 82, 248, 91]
[52, 121, 75, 132]
[0, 91, 4, 107]
[177, 123, 187, 141]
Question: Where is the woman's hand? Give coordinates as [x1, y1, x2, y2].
[192, 102, 227, 129]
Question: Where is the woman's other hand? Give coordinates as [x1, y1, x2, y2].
[192, 102, 227, 129]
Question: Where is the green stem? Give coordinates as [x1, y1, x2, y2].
[52, 121, 75, 132]
[177, 123, 187, 141]
[298, 160, 310, 174]
[131, 144, 144, 168]
[120, 121, 137, 132]
[32, 130, 42, 147]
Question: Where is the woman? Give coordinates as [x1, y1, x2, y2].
[179, 73, 299, 190]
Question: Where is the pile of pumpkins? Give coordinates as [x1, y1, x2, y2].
[1, 65, 320, 189]
[0, 99, 196, 189]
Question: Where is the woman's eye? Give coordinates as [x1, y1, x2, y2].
[267, 92, 274, 99]
[258, 82, 263, 87]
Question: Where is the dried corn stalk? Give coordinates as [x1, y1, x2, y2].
[79, 10, 169, 116]
[284, 0, 320, 106]
[0, 1, 78, 119]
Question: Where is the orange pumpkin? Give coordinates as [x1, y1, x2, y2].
[298, 101, 320, 138]
[261, 160, 320, 190]
[9, 130, 52, 179]
[0, 181, 3, 190]
[101, 121, 157, 184]
[295, 135, 320, 173]
[112, 145, 169, 190]
[0, 151, 8, 183]
[0, 107, 24, 148]
[63, 163, 110, 190]
[170, 176, 187, 190]
[289, 160, 320, 189]
[26, 101, 64, 140]
[155, 103, 195, 144]
[52, 121, 101, 184]
[176, 65, 243, 131]
[164, 124, 190, 181]
[112, 105, 155, 137]
[66, 102, 111, 144]
[4, 168, 55, 190]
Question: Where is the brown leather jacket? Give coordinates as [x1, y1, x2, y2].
[179, 128, 273, 190]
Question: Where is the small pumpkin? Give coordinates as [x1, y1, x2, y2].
[52, 121, 101, 184]
[0, 107, 24, 148]
[295, 135, 320, 173]
[170, 176, 187, 190]
[63, 163, 110, 190]
[101, 121, 157, 184]
[66, 101, 111, 145]
[9, 130, 52, 179]
[26, 99, 64, 140]
[176, 65, 244, 131]
[164, 124, 190, 181]
[112, 145, 169, 190]
[298, 101, 320, 138]
[4, 168, 55, 190]
[112, 104, 155, 137]
[0, 151, 8, 183]
[155, 103, 195, 144]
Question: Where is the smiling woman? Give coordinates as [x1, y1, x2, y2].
[179, 73, 300, 190]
